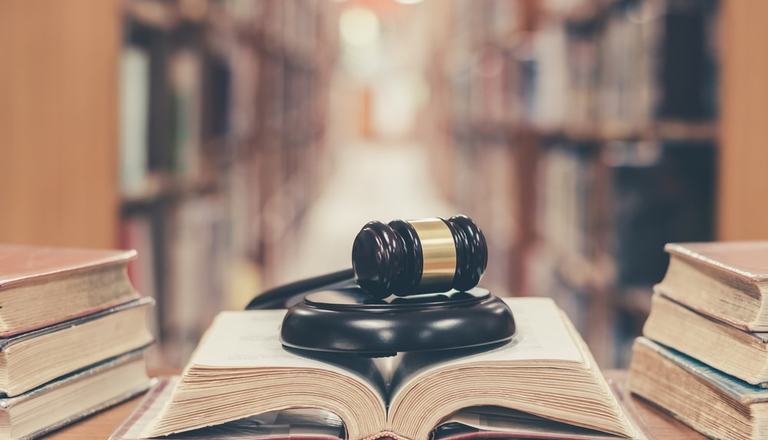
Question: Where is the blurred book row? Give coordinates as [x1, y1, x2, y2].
[422, 0, 718, 366]
[117, 0, 338, 366]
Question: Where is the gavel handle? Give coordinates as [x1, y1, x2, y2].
[245, 268, 355, 310]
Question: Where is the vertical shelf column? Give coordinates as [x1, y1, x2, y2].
[0, 0, 120, 248]
[718, 1, 768, 240]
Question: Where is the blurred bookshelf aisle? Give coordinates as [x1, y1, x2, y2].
[10, 0, 768, 376]
[117, 0, 341, 367]
[418, 0, 719, 366]
[109, 0, 722, 369]
[271, 142, 455, 285]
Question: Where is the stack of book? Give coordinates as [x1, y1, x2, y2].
[0, 245, 154, 439]
[629, 242, 768, 439]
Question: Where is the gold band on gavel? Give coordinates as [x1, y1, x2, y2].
[408, 218, 456, 290]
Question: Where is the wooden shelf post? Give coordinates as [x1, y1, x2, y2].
[0, 0, 120, 249]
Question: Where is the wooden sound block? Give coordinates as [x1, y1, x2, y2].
[280, 287, 516, 357]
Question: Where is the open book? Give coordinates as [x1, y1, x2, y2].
[142, 298, 640, 440]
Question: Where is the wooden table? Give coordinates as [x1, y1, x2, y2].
[46, 370, 705, 439]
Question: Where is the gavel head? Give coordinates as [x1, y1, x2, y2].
[351, 215, 487, 298]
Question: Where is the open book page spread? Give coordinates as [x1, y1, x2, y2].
[143, 298, 636, 439]
[384, 298, 639, 440]
[193, 299, 580, 369]
[139, 309, 387, 439]
[191, 298, 584, 400]
[117, 378, 632, 440]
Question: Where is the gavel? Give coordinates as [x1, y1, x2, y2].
[246, 215, 514, 357]
[352, 215, 487, 297]
[246, 215, 488, 308]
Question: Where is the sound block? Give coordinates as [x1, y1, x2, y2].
[280, 287, 516, 357]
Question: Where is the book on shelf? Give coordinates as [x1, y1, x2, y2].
[657, 0, 718, 121]
[531, 22, 570, 130]
[629, 337, 768, 440]
[2, 349, 151, 440]
[121, 215, 160, 337]
[169, 48, 203, 179]
[0, 245, 140, 337]
[124, 19, 174, 176]
[119, 45, 151, 196]
[535, 143, 597, 260]
[596, 0, 658, 134]
[608, 142, 716, 289]
[136, 298, 642, 440]
[643, 293, 768, 387]
[655, 241, 768, 331]
[0, 297, 153, 397]
[527, 143, 600, 330]
[202, 54, 232, 143]
[166, 196, 229, 365]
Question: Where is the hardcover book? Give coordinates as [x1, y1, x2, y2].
[643, 293, 768, 386]
[0, 297, 154, 397]
[0, 349, 151, 440]
[629, 337, 768, 439]
[137, 298, 641, 440]
[656, 241, 768, 331]
[0, 245, 140, 337]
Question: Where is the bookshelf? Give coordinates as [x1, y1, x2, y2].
[422, 0, 719, 366]
[118, 0, 337, 366]
[3, 0, 763, 372]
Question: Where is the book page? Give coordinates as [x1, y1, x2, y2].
[390, 297, 585, 397]
[436, 406, 619, 440]
[385, 298, 639, 440]
[112, 378, 346, 440]
[191, 298, 585, 406]
[189, 310, 387, 400]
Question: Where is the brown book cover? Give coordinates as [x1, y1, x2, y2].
[665, 241, 768, 283]
[0, 244, 140, 336]
[656, 241, 768, 331]
[0, 244, 136, 289]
